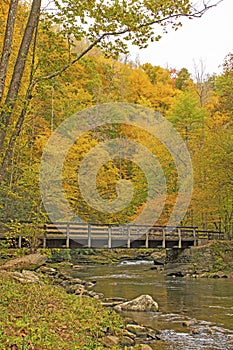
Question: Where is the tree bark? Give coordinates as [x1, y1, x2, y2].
[0, 0, 19, 102]
[0, 0, 41, 153]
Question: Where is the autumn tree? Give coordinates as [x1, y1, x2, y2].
[0, 0, 223, 183]
[175, 67, 192, 90]
[215, 53, 233, 116]
[167, 90, 204, 146]
[0, 0, 228, 237]
[142, 63, 177, 112]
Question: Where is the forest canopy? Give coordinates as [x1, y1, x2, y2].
[0, 0, 232, 239]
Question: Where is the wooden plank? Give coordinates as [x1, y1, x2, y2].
[108, 225, 112, 249]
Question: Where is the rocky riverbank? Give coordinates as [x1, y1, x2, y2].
[0, 241, 233, 348]
[1, 240, 233, 279]
[163, 241, 233, 278]
[36, 264, 162, 348]
[0, 253, 162, 349]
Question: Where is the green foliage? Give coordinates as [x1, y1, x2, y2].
[48, 249, 72, 262]
[167, 91, 204, 138]
[211, 242, 233, 272]
[51, 0, 193, 57]
[0, 274, 123, 349]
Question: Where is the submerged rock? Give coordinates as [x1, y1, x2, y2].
[126, 324, 155, 336]
[182, 319, 198, 327]
[165, 262, 191, 277]
[209, 271, 228, 278]
[115, 295, 159, 312]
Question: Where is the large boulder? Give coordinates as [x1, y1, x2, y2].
[114, 295, 158, 312]
[0, 253, 47, 271]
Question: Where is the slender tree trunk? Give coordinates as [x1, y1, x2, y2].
[0, 0, 41, 152]
[0, 0, 19, 102]
[0, 92, 32, 182]
[0, 4, 40, 183]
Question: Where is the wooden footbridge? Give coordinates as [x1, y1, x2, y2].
[11, 222, 224, 249]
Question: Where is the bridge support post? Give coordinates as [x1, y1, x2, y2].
[108, 225, 112, 248]
[145, 231, 149, 248]
[88, 224, 91, 248]
[127, 226, 131, 248]
[162, 229, 166, 248]
[66, 223, 70, 248]
[178, 228, 182, 248]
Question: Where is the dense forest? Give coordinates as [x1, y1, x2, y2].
[0, 0, 232, 239]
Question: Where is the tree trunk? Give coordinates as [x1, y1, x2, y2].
[0, 0, 41, 152]
[0, 2, 40, 184]
[0, 0, 19, 102]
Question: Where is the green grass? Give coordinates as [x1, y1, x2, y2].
[0, 274, 124, 349]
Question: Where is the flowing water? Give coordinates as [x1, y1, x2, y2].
[72, 261, 233, 349]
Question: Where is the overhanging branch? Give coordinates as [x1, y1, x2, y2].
[32, 0, 223, 85]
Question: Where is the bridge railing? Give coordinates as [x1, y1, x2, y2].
[41, 223, 201, 249]
[0, 222, 225, 249]
[196, 230, 225, 240]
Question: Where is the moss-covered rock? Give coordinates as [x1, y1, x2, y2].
[190, 241, 233, 275]
[164, 241, 233, 277]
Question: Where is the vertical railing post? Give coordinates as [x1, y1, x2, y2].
[42, 224, 47, 248]
[178, 227, 182, 248]
[108, 225, 112, 249]
[127, 226, 131, 248]
[88, 223, 91, 248]
[66, 223, 70, 248]
[145, 230, 149, 248]
[193, 227, 197, 246]
[162, 228, 166, 248]
[43, 232, 46, 248]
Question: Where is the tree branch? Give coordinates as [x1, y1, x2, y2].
[33, 0, 223, 85]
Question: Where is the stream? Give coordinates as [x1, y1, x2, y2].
[72, 260, 233, 349]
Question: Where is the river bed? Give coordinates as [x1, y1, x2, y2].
[72, 260, 233, 349]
